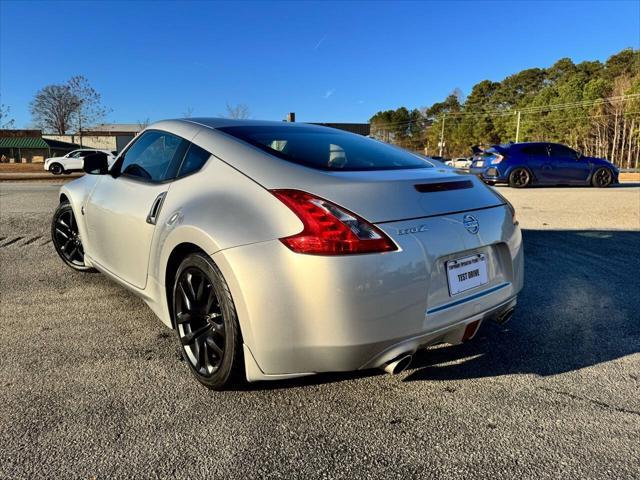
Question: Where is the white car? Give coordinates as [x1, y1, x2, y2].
[51, 119, 523, 389]
[44, 149, 116, 175]
[445, 157, 473, 169]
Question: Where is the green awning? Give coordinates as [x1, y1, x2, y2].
[0, 137, 50, 149]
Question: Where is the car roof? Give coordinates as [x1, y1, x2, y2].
[163, 117, 345, 133]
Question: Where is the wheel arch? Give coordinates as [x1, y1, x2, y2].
[156, 229, 256, 353]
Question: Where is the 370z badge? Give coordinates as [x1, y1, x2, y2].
[398, 224, 428, 235]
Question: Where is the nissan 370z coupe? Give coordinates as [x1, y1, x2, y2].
[51, 119, 524, 389]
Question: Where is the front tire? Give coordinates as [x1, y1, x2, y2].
[591, 167, 613, 188]
[49, 163, 63, 175]
[173, 253, 244, 389]
[51, 202, 94, 272]
[509, 168, 531, 188]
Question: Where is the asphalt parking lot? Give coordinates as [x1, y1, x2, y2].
[1, 182, 639, 479]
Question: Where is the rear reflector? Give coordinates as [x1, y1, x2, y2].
[270, 189, 397, 255]
[462, 320, 481, 341]
[415, 180, 473, 193]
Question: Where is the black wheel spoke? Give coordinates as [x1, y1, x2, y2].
[195, 337, 208, 370]
[176, 311, 193, 324]
[181, 323, 212, 346]
[205, 287, 218, 313]
[195, 277, 205, 302]
[206, 336, 223, 357]
[185, 273, 198, 304]
[178, 280, 194, 311]
[55, 227, 70, 239]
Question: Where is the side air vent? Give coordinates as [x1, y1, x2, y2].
[415, 180, 474, 193]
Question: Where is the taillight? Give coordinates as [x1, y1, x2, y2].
[270, 189, 397, 255]
[490, 154, 504, 165]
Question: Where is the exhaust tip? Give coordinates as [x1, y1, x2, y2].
[382, 354, 413, 375]
[496, 308, 515, 325]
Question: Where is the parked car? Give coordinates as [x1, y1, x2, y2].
[445, 157, 473, 169]
[44, 149, 116, 175]
[469, 142, 619, 188]
[51, 119, 523, 389]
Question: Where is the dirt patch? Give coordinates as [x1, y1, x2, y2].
[0, 163, 47, 173]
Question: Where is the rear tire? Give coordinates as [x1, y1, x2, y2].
[591, 167, 613, 188]
[508, 168, 531, 188]
[173, 252, 244, 390]
[49, 163, 63, 175]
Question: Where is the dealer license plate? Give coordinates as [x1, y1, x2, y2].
[446, 254, 488, 296]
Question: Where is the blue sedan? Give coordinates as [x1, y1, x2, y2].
[469, 142, 619, 188]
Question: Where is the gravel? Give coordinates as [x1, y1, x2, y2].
[1, 181, 639, 479]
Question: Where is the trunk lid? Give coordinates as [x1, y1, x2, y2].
[286, 167, 504, 223]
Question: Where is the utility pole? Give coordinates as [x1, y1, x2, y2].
[438, 115, 446, 157]
[515, 110, 521, 143]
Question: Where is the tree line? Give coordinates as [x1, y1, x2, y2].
[370, 49, 640, 168]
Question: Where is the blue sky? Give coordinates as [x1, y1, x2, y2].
[1, 0, 638, 127]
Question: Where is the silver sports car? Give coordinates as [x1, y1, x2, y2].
[52, 118, 524, 389]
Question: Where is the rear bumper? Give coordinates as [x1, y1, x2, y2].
[470, 166, 507, 182]
[213, 204, 524, 381]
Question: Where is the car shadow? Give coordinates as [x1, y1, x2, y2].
[240, 229, 640, 391]
[404, 229, 640, 383]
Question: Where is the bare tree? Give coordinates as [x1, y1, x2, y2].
[224, 102, 250, 119]
[30, 84, 80, 134]
[182, 106, 194, 118]
[67, 75, 110, 145]
[137, 118, 151, 130]
[0, 104, 15, 129]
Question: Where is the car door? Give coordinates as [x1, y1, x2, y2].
[84, 130, 189, 289]
[521, 144, 551, 182]
[548, 144, 590, 183]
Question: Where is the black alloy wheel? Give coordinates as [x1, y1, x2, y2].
[173, 253, 243, 389]
[592, 168, 613, 188]
[509, 168, 531, 188]
[51, 202, 94, 272]
[50, 163, 63, 175]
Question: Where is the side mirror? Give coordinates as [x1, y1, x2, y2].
[83, 152, 109, 175]
[576, 151, 583, 160]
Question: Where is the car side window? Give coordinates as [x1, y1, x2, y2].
[118, 130, 188, 182]
[521, 145, 548, 157]
[550, 144, 577, 159]
[177, 143, 211, 178]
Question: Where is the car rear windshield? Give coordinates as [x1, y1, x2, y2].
[217, 125, 433, 171]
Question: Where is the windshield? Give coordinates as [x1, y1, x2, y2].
[218, 125, 433, 171]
